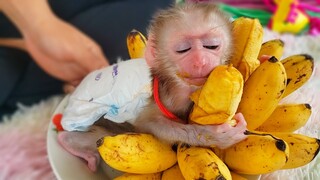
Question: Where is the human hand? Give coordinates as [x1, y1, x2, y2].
[0, 0, 109, 85]
[23, 16, 109, 85]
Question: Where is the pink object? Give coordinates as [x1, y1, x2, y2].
[309, 17, 320, 35]
[0, 130, 55, 179]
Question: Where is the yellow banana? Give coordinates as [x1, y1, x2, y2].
[114, 173, 161, 180]
[189, 64, 243, 125]
[258, 39, 285, 60]
[270, 132, 320, 169]
[281, 54, 314, 98]
[97, 133, 177, 174]
[177, 144, 231, 180]
[230, 17, 263, 81]
[256, 103, 312, 132]
[221, 131, 289, 175]
[237, 57, 287, 130]
[161, 164, 184, 180]
[126, 29, 147, 59]
[230, 171, 248, 180]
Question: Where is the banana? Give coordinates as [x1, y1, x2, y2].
[258, 39, 285, 60]
[126, 29, 147, 59]
[281, 54, 314, 98]
[270, 132, 320, 169]
[230, 171, 248, 180]
[97, 133, 177, 174]
[161, 164, 185, 180]
[256, 103, 312, 132]
[177, 144, 231, 180]
[114, 173, 162, 180]
[189, 64, 243, 125]
[237, 56, 287, 130]
[230, 17, 263, 81]
[220, 131, 289, 175]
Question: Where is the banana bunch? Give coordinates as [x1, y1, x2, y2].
[98, 20, 319, 179]
[126, 29, 147, 59]
[213, 17, 318, 176]
[181, 17, 319, 177]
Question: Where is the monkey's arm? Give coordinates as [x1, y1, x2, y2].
[134, 108, 248, 149]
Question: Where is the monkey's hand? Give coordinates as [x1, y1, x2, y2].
[192, 113, 248, 149]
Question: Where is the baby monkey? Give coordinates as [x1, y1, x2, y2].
[58, 3, 248, 172]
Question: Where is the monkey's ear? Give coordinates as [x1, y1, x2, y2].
[144, 34, 156, 67]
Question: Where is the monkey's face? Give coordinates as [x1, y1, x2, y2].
[159, 10, 231, 87]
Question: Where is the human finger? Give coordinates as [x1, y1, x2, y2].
[77, 41, 109, 72]
[63, 83, 76, 94]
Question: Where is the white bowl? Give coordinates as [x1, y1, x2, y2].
[46, 95, 121, 180]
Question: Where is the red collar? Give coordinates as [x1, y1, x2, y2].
[153, 76, 181, 122]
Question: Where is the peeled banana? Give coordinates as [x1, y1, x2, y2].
[177, 144, 231, 180]
[237, 56, 287, 130]
[258, 39, 285, 60]
[97, 133, 177, 174]
[256, 103, 312, 132]
[230, 17, 263, 81]
[161, 164, 184, 180]
[281, 54, 314, 98]
[126, 29, 147, 59]
[189, 64, 243, 125]
[271, 132, 320, 169]
[221, 131, 289, 175]
[114, 172, 162, 180]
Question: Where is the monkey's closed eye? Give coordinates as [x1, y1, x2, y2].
[203, 45, 219, 50]
[176, 47, 191, 54]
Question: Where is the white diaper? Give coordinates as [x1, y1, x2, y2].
[61, 59, 152, 131]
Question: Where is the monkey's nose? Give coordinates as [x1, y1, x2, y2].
[193, 56, 209, 68]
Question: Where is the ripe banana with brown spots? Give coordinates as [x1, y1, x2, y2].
[256, 103, 312, 132]
[237, 56, 287, 130]
[126, 29, 147, 59]
[258, 39, 285, 60]
[114, 172, 162, 180]
[97, 133, 177, 174]
[281, 54, 314, 98]
[161, 164, 184, 180]
[177, 144, 231, 180]
[218, 131, 289, 175]
[270, 132, 320, 169]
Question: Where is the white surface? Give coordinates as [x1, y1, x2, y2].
[46, 95, 122, 180]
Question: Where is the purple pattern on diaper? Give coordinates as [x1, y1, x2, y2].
[112, 64, 118, 78]
[95, 72, 102, 81]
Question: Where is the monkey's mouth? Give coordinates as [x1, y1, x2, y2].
[183, 77, 208, 86]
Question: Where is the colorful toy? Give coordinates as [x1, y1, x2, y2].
[263, 0, 320, 35]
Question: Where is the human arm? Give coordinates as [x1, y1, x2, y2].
[0, 0, 109, 85]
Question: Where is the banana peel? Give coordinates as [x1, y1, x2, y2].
[189, 64, 243, 125]
[230, 17, 263, 81]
